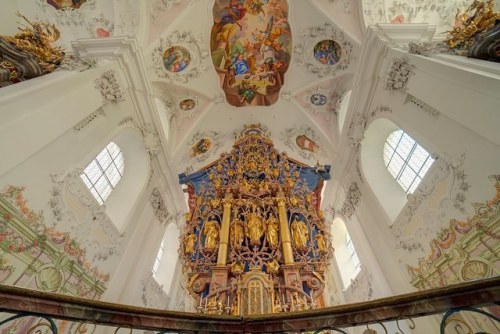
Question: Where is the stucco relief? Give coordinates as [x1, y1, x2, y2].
[150, 187, 171, 226]
[392, 154, 469, 255]
[116, 117, 162, 158]
[152, 31, 210, 83]
[362, 0, 386, 26]
[362, 0, 469, 34]
[141, 272, 170, 309]
[342, 265, 373, 303]
[151, 0, 183, 23]
[404, 94, 440, 118]
[384, 57, 414, 92]
[57, 55, 97, 72]
[114, 0, 140, 37]
[339, 182, 361, 219]
[329, 88, 347, 117]
[386, 0, 470, 32]
[294, 23, 354, 78]
[347, 105, 392, 149]
[73, 108, 105, 132]
[95, 70, 125, 103]
[38, 0, 116, 39]
[49, 169, 124, 262]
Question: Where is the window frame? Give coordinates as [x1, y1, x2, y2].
[80, 141, 125, 205]
[383, 130, 434, 194]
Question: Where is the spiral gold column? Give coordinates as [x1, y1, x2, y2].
[217, 192, 233, 266]
[277, 191, 294, 264]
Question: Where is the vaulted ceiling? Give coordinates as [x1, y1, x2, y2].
[3, 0, 464, 174]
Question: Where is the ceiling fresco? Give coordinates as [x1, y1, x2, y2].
[210, 0, 292, 107]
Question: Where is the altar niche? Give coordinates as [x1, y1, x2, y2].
[180, 124, 332, 315]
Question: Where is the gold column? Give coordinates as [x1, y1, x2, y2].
[217, 192, 233, 266]
[277, 191, 294, 264]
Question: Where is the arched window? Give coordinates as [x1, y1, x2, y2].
[331, 218, 362, 289]
[383, 130, 434, 194]
[80, 141, 125, 205]
[152, 223, 180, 293]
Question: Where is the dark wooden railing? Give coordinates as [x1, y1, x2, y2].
[0, 276, 499, 333]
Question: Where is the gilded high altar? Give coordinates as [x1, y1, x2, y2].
[179, 125, 333, 315]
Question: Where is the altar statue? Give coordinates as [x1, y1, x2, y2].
[231, 214, 245, 248]
[266, 215, 279, 247]
[185, 233, 197, 254]
[247, 205, 264, 245]
[203, 216, 220, 250]
[291, 216, 309, 249]
[315, 232, 327, 253]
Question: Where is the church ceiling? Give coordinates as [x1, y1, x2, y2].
[7, 0, 468, 173]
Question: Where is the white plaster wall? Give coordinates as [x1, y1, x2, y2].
[0, 64, 158, 303]
[354, 46, 500, 291]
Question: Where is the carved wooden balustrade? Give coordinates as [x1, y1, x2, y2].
[0, 276, 499, 333]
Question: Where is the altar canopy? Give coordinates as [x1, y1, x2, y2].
[179, 124, 332, 315]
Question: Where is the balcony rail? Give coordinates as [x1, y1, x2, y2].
[0, 276, 499, 333]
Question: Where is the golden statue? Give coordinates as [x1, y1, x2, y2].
[247, 205, 264, 245]
[291, 216, 309, 249]
[272, 297, 282, 313]
[230, 261, 244, 274]
[266, 215, 279, 247]
[1, 12, 64, 74]
[185, 233, 197, 255]
[203, 216, 220, 250]
[231, 298, 239, 315]
[266, 259, 280, 275]
[230, 215, 245, 248]
[446, 0, 500, 49]
[315, 233, 327, 253]
[292, 292, 307, 311]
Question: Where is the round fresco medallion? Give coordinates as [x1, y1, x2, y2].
[313, 40, 341, 65]
[310, 93, 327, 106]
[179, 98, 196, 111]
[163, 46, 191, 73]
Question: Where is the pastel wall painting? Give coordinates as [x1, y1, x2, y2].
[210, 0, 292, 107]
[190, 138, 212, 157]
[46, 0, 88, 10]
[163, 46, 191, 73]
[313, 40, 341, 66]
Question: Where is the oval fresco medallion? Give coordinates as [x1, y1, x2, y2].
[179, 98, 196, 111]
[296, 135, 319, 153]
[210, 0, 292, 107]
[163, 46, 191, 73]
[47, 0, 88, 10]
[313, 40, 341, 65]
[310, 93, 327, 106]
[190, 138, 212, 158]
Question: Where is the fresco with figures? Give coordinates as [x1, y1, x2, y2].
[210, 0, 291, 107]
[46, 0, 88, 10]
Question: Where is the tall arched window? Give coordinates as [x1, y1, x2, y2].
[383, 130, 434, 194]
[152, 223, 180, 293]
[80, 141, 125, 205]
[331, 218, 362, 289]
